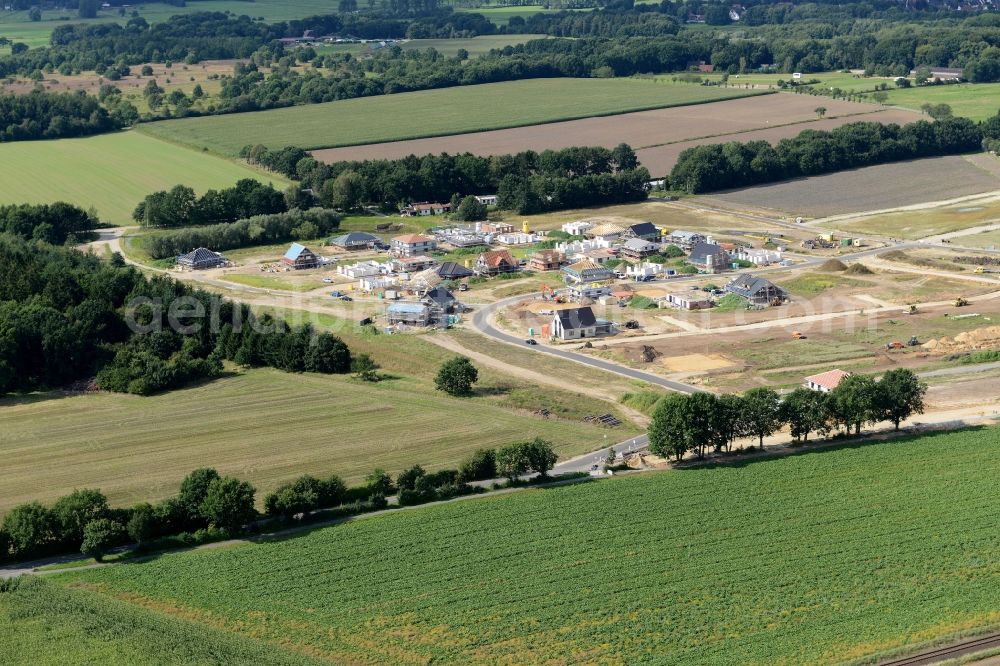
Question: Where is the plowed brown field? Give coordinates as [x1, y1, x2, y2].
[312, 95, 923, 175]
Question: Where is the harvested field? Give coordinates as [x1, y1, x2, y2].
[710, 156, 1000, 218]
[141, 78, 764, 156]
[312, 95, 916, 175]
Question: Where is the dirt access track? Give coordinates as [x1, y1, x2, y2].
[312, 94, 921, 175]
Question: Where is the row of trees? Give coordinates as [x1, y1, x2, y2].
[246, 143, 648, 214]
[648, 370, 927, 461]
[140, 208, 341, 260]
[133, 178, 286, 227]
[0, 469, 254, 562]
[669, 117, 983, 193]
[0, 436, 561, 563]
[0, 235, 355, 397]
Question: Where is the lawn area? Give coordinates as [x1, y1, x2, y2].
[685, 69, 891, 92]
[137, 77, 764, 155]
[455, 4, 574, 24]
[42, 426, 1000, 664]
[959, 228, 1000, 249]
[0, 131, 287, 225]
[834, 198, 1000, 240]
[775, 272, 867, 296]
[0, 367, 630, 516]
[400, 34, 547, 56]
[861, 82, 1000, 121]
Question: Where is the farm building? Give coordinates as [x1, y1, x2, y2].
[661, 293, 714, 310]
[665, 230, 706, 249]
[562, 220, 593, 236]
[400, 202, 450, 217]
[620, 238, 659, 260]
[724, 273, 788, 306]
[282, 243, 320, 270]
[528, 250, 566, 272]
[563, 259, 614, 284]
[688, 242, 730, 271]
[436, 262, 475, 280]
[338, 260, 385, 279]
[330, 232, 381, 250]
[550, 306, 614, 340]
[804, 369, 851, 393]
[910, 67, 963, 81]
[391, 234, 437, 256]
[476, 249, 519, 275]
[386, 302, 432, 326]
[622, 222, 661, 243]
[176, 247, 226, 270]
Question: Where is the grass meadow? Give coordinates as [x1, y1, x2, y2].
[400, 34, 547, 56]
[137, 77, 763, 155]
[0, 366, 632, 516]
[0, 131, 287, 224]
[37, 426, 1000, 665]
[864, 82, 1000, 121]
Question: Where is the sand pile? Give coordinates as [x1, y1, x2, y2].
[922, 325, 1000, 353]
[818, 259, 848, 272]
[844, 263, 874, 275]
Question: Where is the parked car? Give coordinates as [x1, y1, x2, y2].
[329, 291, 344, 298]
[339, 295, 353, 302]
[322, 277, 333, 283]
[525, 339, 538, 345]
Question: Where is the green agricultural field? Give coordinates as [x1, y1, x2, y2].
[455, 4, 575, 25]
[0, 131, 287, 225]
[862, 82, 1000, 121]
[0, 0, 343, 47]
[0, 366, 634, 516]
[137, 77, 765, 155]
[42, 426, 1000, 664]
[400, 34, 547, 56]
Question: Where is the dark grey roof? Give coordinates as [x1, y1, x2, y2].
[627, 221, 659, 237]
[177, 247, 223, 265]
[556, 306, 597, 330]
[436, 261, 474, 278]
[689, 241, 729, 264]
[331, 231, 379, 246]
[725, 273, 785, 298]
[424, 286, 456, 306]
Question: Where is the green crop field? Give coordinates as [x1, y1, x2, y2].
[454, 4, 577, 25]
[0, 365, 634, 516]
[34, 426, 1000, 664]
[400, 34, 547, 56]
[137, 77, 765, 155]
[0, 131, 286, 225]
[862, 82, 1000, 121]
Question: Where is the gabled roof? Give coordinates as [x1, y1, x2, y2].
[626, 221, 659, 236]
[393, 234, 434, 244]
[436, 261, 474, 278]
[622, 238, 657, 251]
[726, 273, 783, 296]
[331, 231, 379, 246]
[284, 243, 312, 260]
[565, 259, 604, 272]
[478, 249, 516, 268]
[805, 369, 851, 391]
[555, 306, 597, 330]
[424, 285, 456, 306]
[689, 241, 729, 263]
[177, 247, 222, 264]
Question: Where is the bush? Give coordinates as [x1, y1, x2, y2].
[200, 477, 256, 532]
[51, 489, 109, 548]
[435, 357, 479, 397]
[458, 448, 496, 482]
[2, 502, 57, 559]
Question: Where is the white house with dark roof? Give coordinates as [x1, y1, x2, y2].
[550, 306, 614, 340]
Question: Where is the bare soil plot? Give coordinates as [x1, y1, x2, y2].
[710, 156, 1000, 218]
[312, 95, 911, 174]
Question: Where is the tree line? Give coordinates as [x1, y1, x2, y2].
[0, 437, 561, 563]
[141, 208, 341, 260]
[669, 117, 983, 193]
[648, 369, 927, 461]
[132, 178, 286, 227]
[247, 143, 649, 214]
[0, 235, 354, 397]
